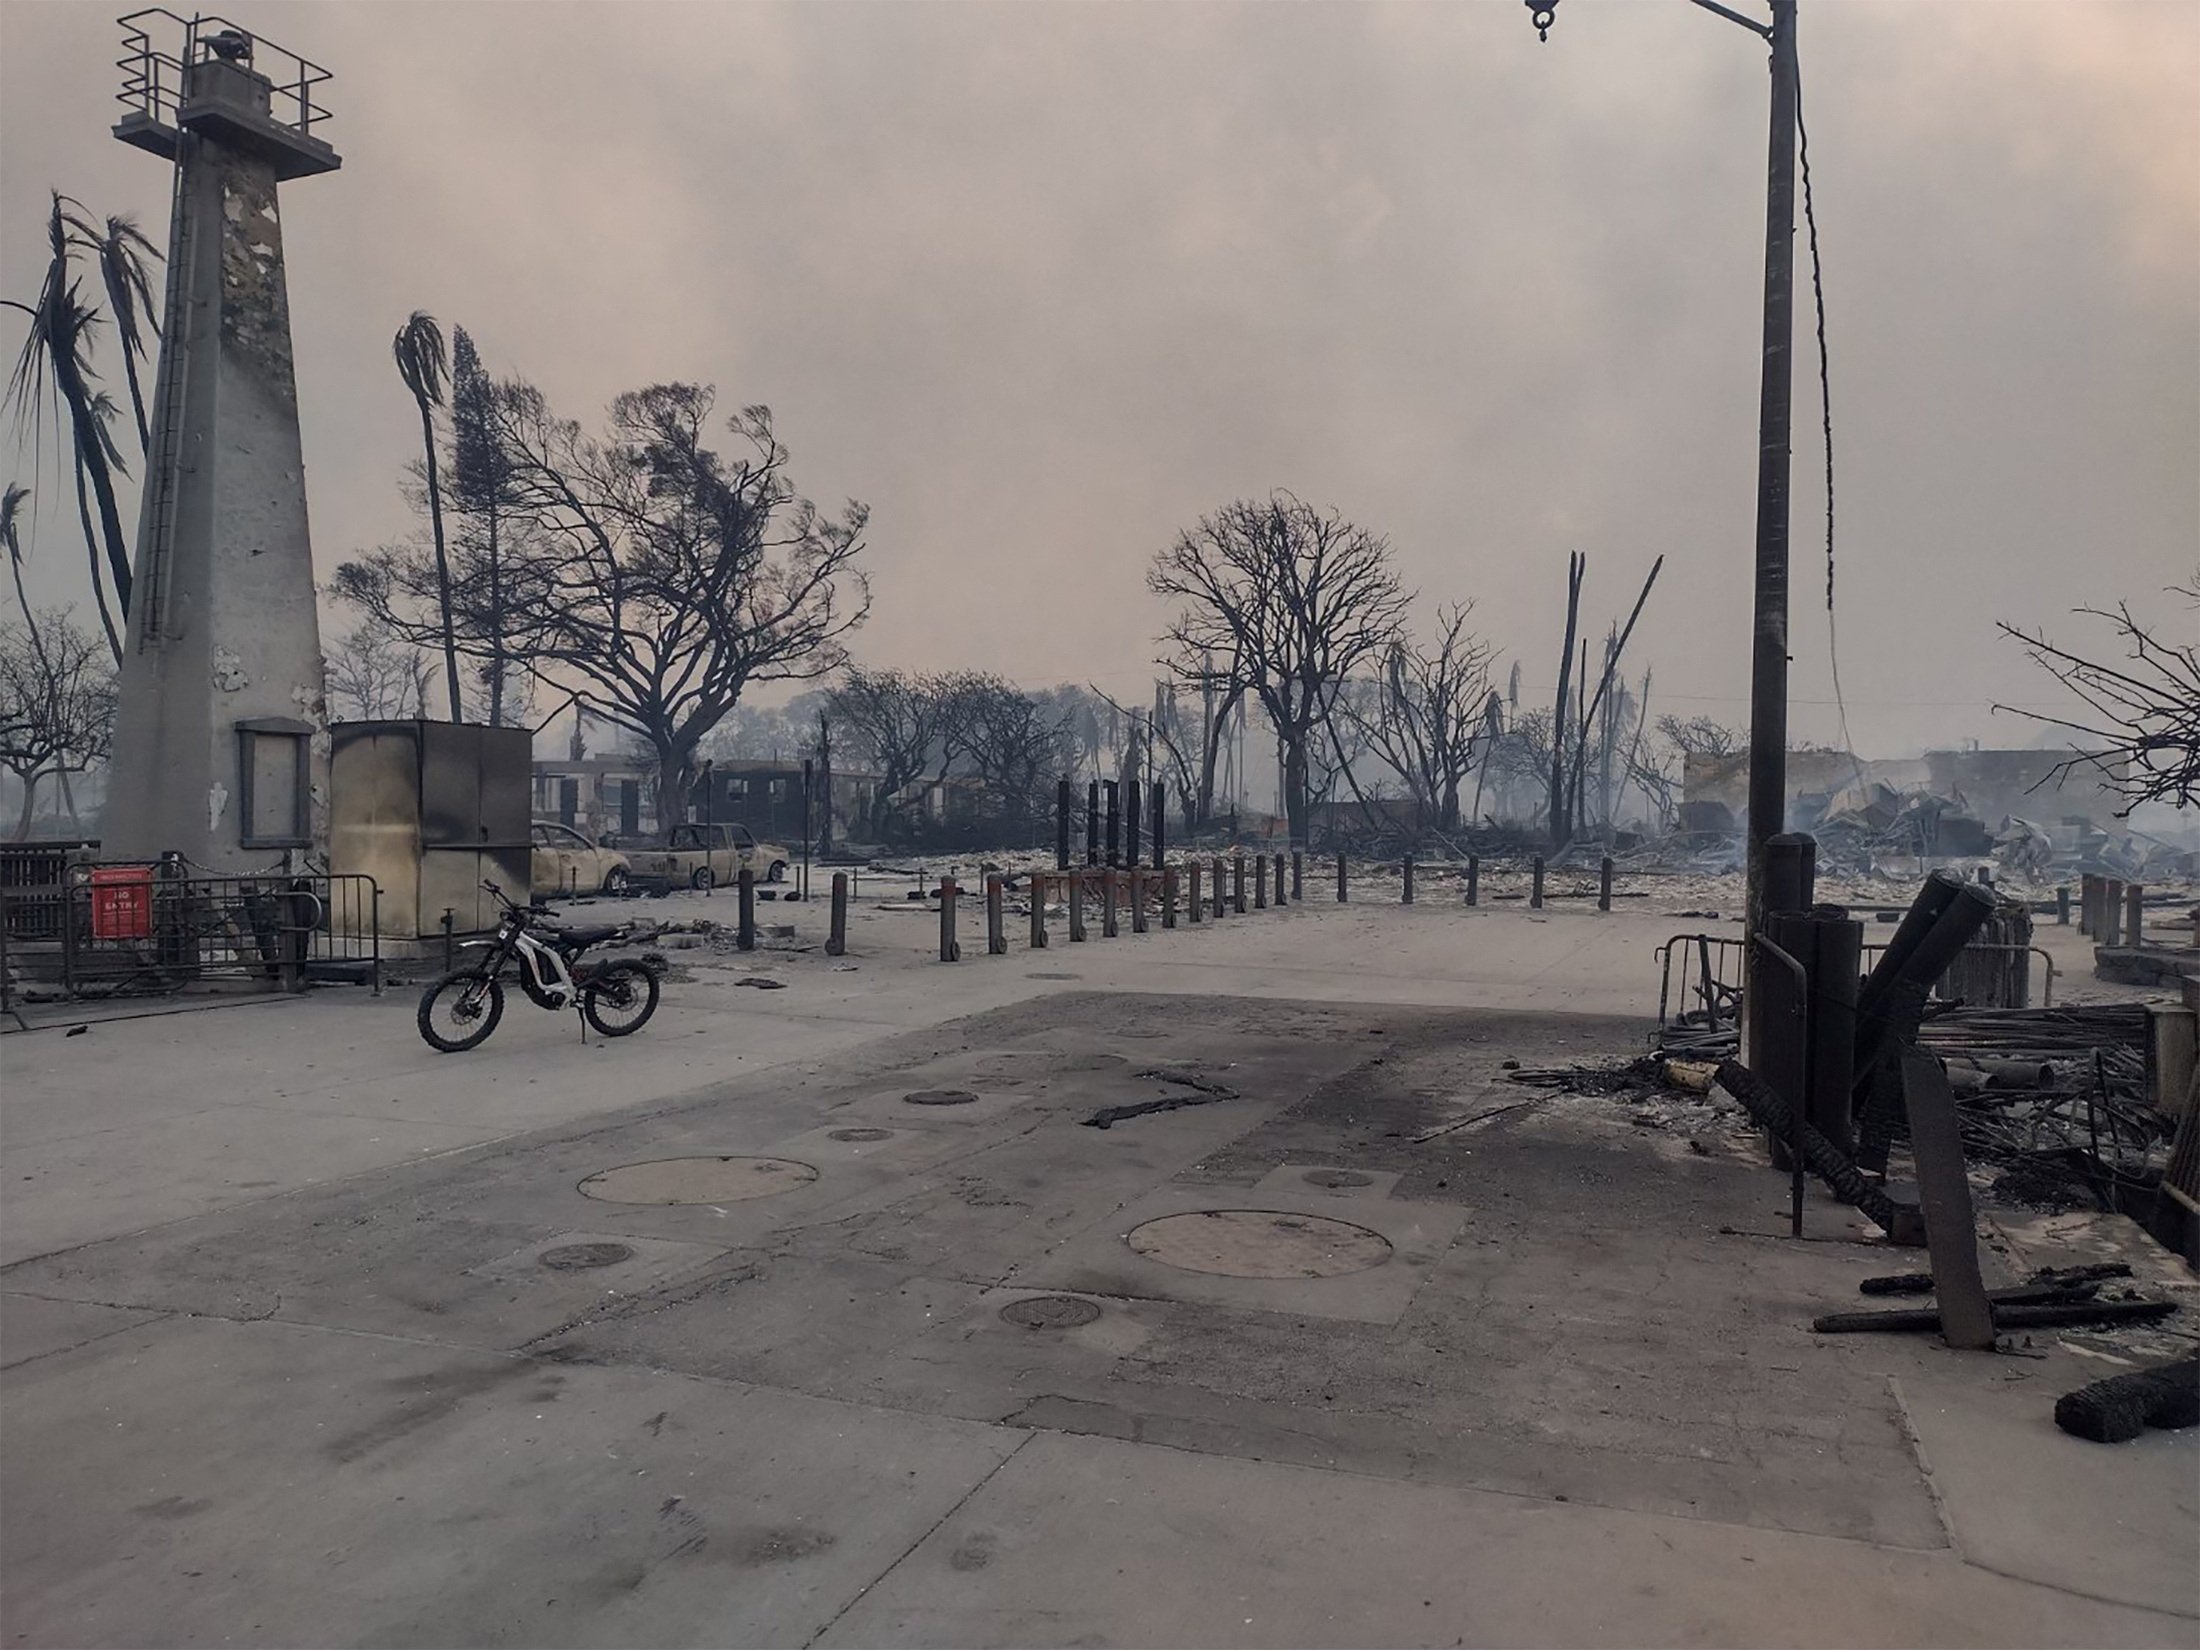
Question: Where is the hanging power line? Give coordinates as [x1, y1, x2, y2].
[1795, 58, 1857, 774]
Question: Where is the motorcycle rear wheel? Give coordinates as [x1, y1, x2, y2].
[418, 971, 505, 1053]
[581, 960, 659, 1038]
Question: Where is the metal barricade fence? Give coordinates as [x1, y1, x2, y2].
[1, 866, 379, 1006]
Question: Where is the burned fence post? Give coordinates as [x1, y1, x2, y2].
[986, 874, 1007, 956]
[827, 872, 848, 956]
[1069, 871, 1088, 942]
[1337, 852, 1348, 903]
[1102, 869, 1120, 938]
[1213, 855, 1228, 919]
[1152, 783, 1166, 870]
[2127, 883, 2145, 949]
[1057, 778, 1072, 871]
[1086, 781, 1101, 866]
[1127, 780, 1142, 869]
[738, 867, 757, 951]
[1233, 855, 1247, 914]
[1599, 856, 1614, 912]
[1530, 857, 1545, 910]
[1129, 866, 1149, 934]
[1188, 862, 1203, 925]
[2057, 885, 2070, 927]
[1899, 1050, 1997, 1350]
[2103, 879, 2125, 948]
[1274, 854, 1287, 906]
[1254, 856, 1268, 909]
[938, 877, 961, 962]
[1105, 781, 1121, 868]
[1163, 868, 1179, 929]
[1402, 854, 1415, 905]
[1029, 874, 1048, 949]
[1465, 854, 1479, 907]
[1292, 850, 1304, 901]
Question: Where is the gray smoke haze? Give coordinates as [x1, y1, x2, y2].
[3, 0, 2193, 758]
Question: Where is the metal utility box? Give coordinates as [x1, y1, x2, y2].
[329, 721, 530, 937]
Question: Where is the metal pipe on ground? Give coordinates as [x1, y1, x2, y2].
[1853, 877, 2000, 1106]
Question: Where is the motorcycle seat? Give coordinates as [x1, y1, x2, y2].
[553, 924, 624, 949]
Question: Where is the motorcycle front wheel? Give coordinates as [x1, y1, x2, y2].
[581, 960, 660, 1038]
[418, 971, 505, 1052]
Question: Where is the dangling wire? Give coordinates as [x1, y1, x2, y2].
[1795, 58, 1862, 785]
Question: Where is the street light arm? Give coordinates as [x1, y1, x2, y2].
[1683, 0, 1773, 39]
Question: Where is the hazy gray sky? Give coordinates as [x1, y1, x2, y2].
[3, 0, 2194, 758]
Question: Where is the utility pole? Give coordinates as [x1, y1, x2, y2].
[1527, 0, 1797, 1059]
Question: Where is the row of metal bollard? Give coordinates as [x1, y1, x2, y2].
[911, 849, 1626, 962]
[2075, 872, 2145, 948]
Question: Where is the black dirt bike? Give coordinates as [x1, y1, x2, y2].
[416, 880, 663, 1053]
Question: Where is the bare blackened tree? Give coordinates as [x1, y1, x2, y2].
[390, 312, 460, 717]
[324, 622, 431, 721]
[341, 382, 868, 835]
[943, 674, 1077, 835]
[1149, 495, 1410, 845]
[1657, 714, 1743, 759]
[1349, 602, 1495, 835]
[0, 608, 113, 837]
[828, 666, 948, 839]
[1997, 586, 2200, 814]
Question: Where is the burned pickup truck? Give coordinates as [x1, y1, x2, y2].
[623, 823, 790, 891]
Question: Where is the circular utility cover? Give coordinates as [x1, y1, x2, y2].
[999, 1295, 1102, 1330]
[578, 1156, 818, 1205]
[1127, 1210, 1392, 1279]
[903, 1089, 979, 1107]
[829, 1127, 893, 1143]
[1302, 1168, 1374, 1189]
[538, 1241, 635, 1271]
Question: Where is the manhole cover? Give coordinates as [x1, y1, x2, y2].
[829, 1127, 893, 1142]
[538, 1241, 635, 1271]
[1025, 972, 1081, 981]
[1302, 1168, 1374, 1189]
[999, 1295, 1102, 1330]
[1127, 1210, 1392, 1278]
[903, 1089, 979, 1107]
[578, 1156, 819, 1205]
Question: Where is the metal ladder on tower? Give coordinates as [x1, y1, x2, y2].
[133, 131, 195, 650]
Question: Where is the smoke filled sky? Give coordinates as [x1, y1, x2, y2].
[3, 0, 2194, 759]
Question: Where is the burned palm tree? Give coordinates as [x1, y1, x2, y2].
[90, 215, 162, 453]
[1, 483, 48, 672]
[392, 310, 461, 719]
[3, 194, 139, 657]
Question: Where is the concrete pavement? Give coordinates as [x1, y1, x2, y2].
[3, 895, 2195, 1647]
